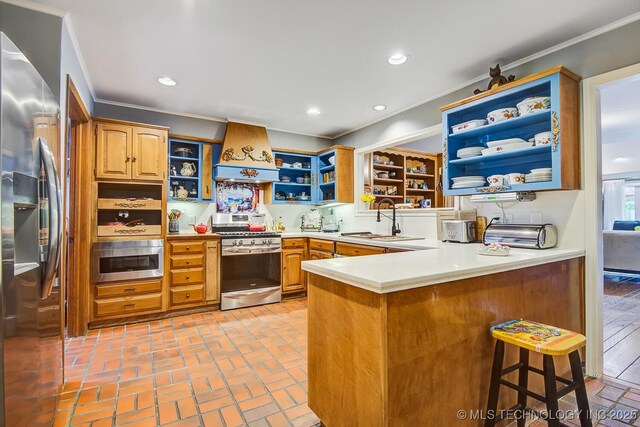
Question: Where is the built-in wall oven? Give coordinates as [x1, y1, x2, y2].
[92, 240, 164, 283]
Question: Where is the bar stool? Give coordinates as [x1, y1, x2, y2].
[485, 319, 591, 427]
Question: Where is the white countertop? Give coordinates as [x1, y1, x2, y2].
[294, 232, 584, 294]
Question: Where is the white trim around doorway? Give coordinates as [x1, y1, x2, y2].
[583, 62, 640, 377]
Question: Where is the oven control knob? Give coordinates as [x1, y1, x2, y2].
[267, 239, 273, 244]
[262, 239, 268, 245]
[251, 239, 256, 245]
[237, 240, 243, 246]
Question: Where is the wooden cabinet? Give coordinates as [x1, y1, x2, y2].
[282, 248, 306, 293]
[132, 128, 166, 181]
[309, 250, 333, 260]
[167, 239, 220, 308]
[335, 242, 387, 257]
[308, 238, 335, 253]
[92, 278, 163, 320]
[95, 119, 168, 181]
[95, 123, 131, 179]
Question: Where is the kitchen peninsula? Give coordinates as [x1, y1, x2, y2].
[301, 242, 585, 426]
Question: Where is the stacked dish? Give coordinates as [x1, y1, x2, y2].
[487, 107, 518, 123]
[451, 176, 485, 189]
[457, 146, 484, 159]
[481, 138, 533, 156]
[525, 168, 552, 182]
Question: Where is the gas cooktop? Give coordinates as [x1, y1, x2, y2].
[214, 231, 281, 238]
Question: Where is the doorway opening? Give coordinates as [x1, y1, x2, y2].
[64, 76, 91, 337]
[584, 63, 640, 379]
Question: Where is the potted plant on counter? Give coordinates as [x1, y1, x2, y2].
[360, 192, 375, 210]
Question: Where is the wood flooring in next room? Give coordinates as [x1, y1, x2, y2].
[55, 298, 320, 427]
[605, 272, 640, 386]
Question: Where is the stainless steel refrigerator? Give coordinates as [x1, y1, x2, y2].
[0, 32, 63, 426]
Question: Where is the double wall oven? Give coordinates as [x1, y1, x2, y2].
[213, 214, 282, 310]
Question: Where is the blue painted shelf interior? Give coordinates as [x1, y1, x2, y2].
[168, 139, 220, 202]
[271, 149, 338, 204]
[317, 150, 337, 203]
[273, 151, 315, 204]
[443, 75, 560, 196]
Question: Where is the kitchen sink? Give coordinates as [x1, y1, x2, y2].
[341, 232, 425, 242]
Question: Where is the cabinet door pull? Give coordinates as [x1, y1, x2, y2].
[124, 287, 135, 292]
[186, 260, 190, 265]
[132, 156, 137, 162]
[125, 156, 131, 162]
[186, 247, 190, 251]
[185, 275, 190, 280]
[186, 293, 190, 298]
[123, 303, 135, 308]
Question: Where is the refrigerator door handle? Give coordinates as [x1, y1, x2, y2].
[39, 136, 62, 299]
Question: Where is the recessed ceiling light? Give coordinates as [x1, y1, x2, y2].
[615, 156, 629, 162]
[307, 107, 321, 116]
[372, 104, 387, 111]
[158, 77, 177, 86]
[388, 54, 408, 65]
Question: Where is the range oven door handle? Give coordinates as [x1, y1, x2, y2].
[40, 136, 62, 299]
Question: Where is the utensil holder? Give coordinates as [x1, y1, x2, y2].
[168, 220, 180, 234]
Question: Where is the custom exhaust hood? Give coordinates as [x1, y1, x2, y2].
[214, 122, 279, 182]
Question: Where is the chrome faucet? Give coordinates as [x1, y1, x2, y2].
[376, 198, 401, 236]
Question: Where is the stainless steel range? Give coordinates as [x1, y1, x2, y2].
[212, 214, 282, 310]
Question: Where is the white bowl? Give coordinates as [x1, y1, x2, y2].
[481, 142, 534, 156]
[517, 96, 551, 116]
[327, 156, 336, 165]
[452, 119, 487, 134]
[487, 107, 518, 123]
[533, 131, 553, 145]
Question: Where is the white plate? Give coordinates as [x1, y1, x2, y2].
[481, 142, 534, 156]
[458, 153, 482, 159]
[451, 175, 484, 182]
[457, 147, 484, 155]
[486, 138, 527, 148]
[452, 182, 485, 188]
[526, 178, 552, 183]
[531, 168, 552, 174]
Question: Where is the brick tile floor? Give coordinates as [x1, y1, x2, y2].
[55, 298, 320, 427]
[57, 296, 640, 426]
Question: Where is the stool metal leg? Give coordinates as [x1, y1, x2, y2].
[543, 354, 561, 427]
[485, 340, 505, 427]
[569, 350, 592, 427]
[516, 347, 529, 427]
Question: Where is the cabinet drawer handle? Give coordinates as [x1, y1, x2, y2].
[185, 294, 190, 298]
[123, 303, 135, 308]
[185, 275, 190, 280]
[186, 260, 190, 265]
[186, 247, 190, 251]
[124, 288, 135, 292]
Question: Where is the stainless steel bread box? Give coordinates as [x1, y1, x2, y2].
[482, 224, 557, 249]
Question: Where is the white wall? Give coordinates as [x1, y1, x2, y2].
[460, 190, 585, 249]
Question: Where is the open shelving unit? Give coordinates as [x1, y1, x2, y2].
[367, 149, 439, 209]
[440, 66, 580, 196]
[167, 137, 220, 202]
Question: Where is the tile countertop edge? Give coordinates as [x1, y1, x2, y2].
[302, 249, 585, 294]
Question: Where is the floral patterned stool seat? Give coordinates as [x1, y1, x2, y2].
[485, 320, 591, 427]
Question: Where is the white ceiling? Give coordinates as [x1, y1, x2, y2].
[29, 0, 640, 138]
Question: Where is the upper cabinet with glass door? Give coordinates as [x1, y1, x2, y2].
[440, 66, 580, 196]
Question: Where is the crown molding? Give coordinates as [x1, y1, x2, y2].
[0, 0, 65, 16]
[62, 14, 96, 101]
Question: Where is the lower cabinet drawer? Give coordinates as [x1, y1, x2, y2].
[170, 254, 205, 269]
[94, 279, 162, 298]
[309, 250, 333, 260]
[94, 294, 162, 318]
[308, 238, 335, 253]
[170, 241, 205, 255]
[335, 242, 387, 257]
[170, 268, 204, 286]
[282, 238, 305, 249]
[170, 285, 204, 306]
